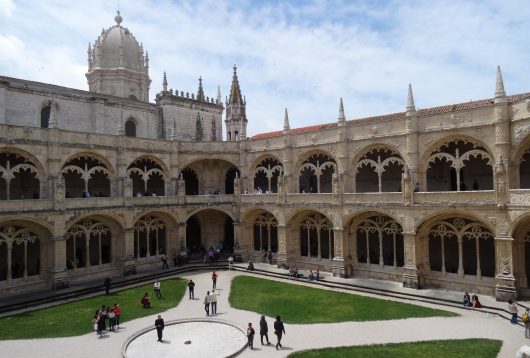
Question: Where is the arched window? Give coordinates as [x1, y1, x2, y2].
[125, 120, 136, 137]
[41, 106, 51, 129]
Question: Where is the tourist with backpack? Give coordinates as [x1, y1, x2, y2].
[523, 309, 530, 338]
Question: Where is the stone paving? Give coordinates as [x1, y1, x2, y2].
[0, 265, 528, 357]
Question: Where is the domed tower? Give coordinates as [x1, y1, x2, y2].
[86, 11, 151, 101]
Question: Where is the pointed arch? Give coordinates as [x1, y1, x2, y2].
[0, 150, 44, 200]
[252, 156, 284, 193]
[354, 146, 405, 193]
[127, 156, 168, 196]
[296, 151, 337, 193]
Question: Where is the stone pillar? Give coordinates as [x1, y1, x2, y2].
[332, 228, 351, 277]
[494, 235, 516, 301]
[121, 228, 137, 276]
[276, 224, 288, 268]
[166, 226, 178, 258]
[176, 222, 187, 249]
[402, 232, 420, 289]
[49, 235, 69, 289]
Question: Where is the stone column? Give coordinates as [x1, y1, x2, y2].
[332, 228, 351, 277]
[49, 235, 69, 289]
[166, 226, 178, 258]
[121, 228, 137, 276]
[494, 235, 516, 301]
[176, 222, 187, 249]
[276, 224, 288, 268]
[402, 232, 420, 289]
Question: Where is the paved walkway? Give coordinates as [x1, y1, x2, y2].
[0, 266, 528, 357]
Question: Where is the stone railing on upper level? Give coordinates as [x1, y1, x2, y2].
[343, 192, 402, 205]
[509, 189, 530, 205]
[413, 190, 497, 206]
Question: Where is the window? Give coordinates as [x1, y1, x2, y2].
[125, 120, 136, 137]
[41, 106, 51, 128]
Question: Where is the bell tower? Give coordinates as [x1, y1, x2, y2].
[225, 65, 247, 141]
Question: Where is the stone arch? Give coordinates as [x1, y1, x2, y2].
[353, 145, 406, 193]
[422, 136, 494, 192]
[181, 158, 239, 195]
[251, 155, 284, 194]
[289, 209, 334, 260]
[132, 212, 175, 259]
[180, 167, 199, 195]
[185, 208, 235, 255]
[244, 209, 279, 253]
[127, 156, 168, 196]
[295, 150, 337, 193]
[0, 218, 52, 282]
[0, 148, 45, 200]
[125, 118, 137, 137]
[60, 152, 115, 198]
[513, 135, 530, 189]
[508, 213, 530, 290]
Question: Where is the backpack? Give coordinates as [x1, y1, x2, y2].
[523, 311, 529, 323]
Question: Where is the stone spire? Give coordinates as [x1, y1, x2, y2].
[495, 65, 506, 99]
[216, 85, 222, 104]
[406, 83, 416, 114]
[283, 108, 290, 134]
[197, 77, 205, 101]
[338, 97, 345, 124]
[162, 71, 168, 92]
[228, 65, 243, 105]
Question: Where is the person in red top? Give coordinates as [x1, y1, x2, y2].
[114, 303, 121, 328]
[212, 271, 218, 290]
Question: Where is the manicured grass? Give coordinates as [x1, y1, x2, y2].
[288, 339, 502, 357]
[0, 278, 187, 340]
[229, 276, 456, 323]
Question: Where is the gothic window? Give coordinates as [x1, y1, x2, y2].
[41, 105, 51, 128]
[0, 152, 40, 200]
[253, 212, 278, 252]
[0, 225, 40, 281]
[128, 158, 165, 196]
[253, 158, 283, 193]
[427, 217, 494, 278]
[298, 153, 336, 193]
[426, 140, 493, 192]
[355, 148, 405, 193]
[61, 155, 111, 198]
[65, 220, 112, 268]
[355, 215, 404, 267]
[125, 120, 136, 137]
[299, 213, 334, 259]
[134, 216, 166, 259]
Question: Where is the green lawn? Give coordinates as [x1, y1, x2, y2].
[0, 278, 187, 340]
[229, 276, 456, 323]
[288, 339, 502, 357]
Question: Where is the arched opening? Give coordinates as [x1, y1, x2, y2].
[225, 167, 240, 194]
[253, 158, 283, 193]
[65, 219, 112, 269]
[0, 224, 42, 280]
[61, 155, 111, 198]
[128, 158, 165, 196]
[41, 106, 51, 129]
[355, 148, 404, 193]
[0, 152, 40, 200]
[186, 216, 201, 252]
[298, 153, 336, 193]
[133, 216, 167, 259]
[426, 140, 493, 192]
[253, 212, 278, 253]
[298, 212, 334, 259]
[181, 168, 199, 195]
[186, 210, 233, 256]
[520, 149, 530, 189]
[355, 215, 404, 267]
[125, 120, 137, 137]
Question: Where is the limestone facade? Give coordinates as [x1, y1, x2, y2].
[1, 14, 530, 301]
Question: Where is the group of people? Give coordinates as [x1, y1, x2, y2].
[260, 249, 274, 264]
[92, 303, 121, 335]
[246, 315, 286, 350]
[462, 292, 482, 308]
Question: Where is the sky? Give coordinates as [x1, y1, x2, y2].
[1, 0, 530, 137]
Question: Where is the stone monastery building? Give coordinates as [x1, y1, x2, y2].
[1, 12, 530, 301]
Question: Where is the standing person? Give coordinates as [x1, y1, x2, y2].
[108, 307, 116, 332]
[267, 250, 273, 265]
[154, 279, 162, 298]
[508, 299, 519, 324]
[260, 315, 270, 345]
[274, 315, 285, 350]
[155, 314, 165, 342]
[247, 322, 255, 350]
[188, 280, 195, 300]
[204, 291, 211, 316]
[228, 255, 234, 270]
[210, 289, 219, 315]
[212, 271, 218, 290]
[92, 313, 100, 335]
[523, 308, 530, 338]
[114, 303, 121, 328]
[104, 276, 112, 295]
[161, 253, 169, 269]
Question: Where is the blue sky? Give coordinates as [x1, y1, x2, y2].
[1, 0, 530, 136]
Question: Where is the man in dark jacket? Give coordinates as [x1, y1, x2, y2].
[274, 315, 285, 350]
[104, 276, 112, 295]
[260, 315, 270, 345]
[155, 315, 165, 342]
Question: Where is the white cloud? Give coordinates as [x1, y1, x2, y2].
[1, 0, 530, 137]
[0, 0, 15, 19]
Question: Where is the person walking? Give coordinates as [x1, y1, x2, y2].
[154, 279, 162, 298]
[267, 250, 273, 265]
[188, 279, 195, 300]
[212, 271, 218, 290]
[155, 314, 165, 342]
[247, 322, 255, 350]
[104, 276, 112, 295]
[114, 303, 121, 328]
[508, 299, 518, 324]
[274, 315, 285, 350]
[204, 291, 211, 316]
[523, 308, 530, 338]
[210, 289, 219, 315]
[228, 255, 234, 270]
[161, 253, 169, 269]
[260, 315, 270, 345]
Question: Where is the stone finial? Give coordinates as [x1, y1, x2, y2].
[217, 85, 222, 104]
[228, 64, 243, 104]
[406, 83, 416, 113]
[197, 76, 205, 101]
[162, 71, 168, 92]
[114, 10, 123, 26]
[283, 108, 290, 133]
[495, 65, 506, 98]
[338, 97, 345, 123]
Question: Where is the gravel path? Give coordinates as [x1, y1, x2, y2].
[0, 270, 526, 357]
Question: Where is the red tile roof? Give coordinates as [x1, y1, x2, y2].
[249, 92, 530, 141]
